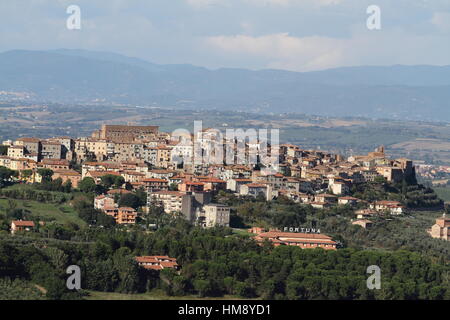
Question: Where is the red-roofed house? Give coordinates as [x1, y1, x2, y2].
[11, 220, 35, 234]
[135, 256, 179, 271]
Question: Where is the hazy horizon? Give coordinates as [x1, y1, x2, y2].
[3, 48, 450, 72]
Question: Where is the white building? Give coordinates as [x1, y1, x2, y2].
[198, 204, 230, 228]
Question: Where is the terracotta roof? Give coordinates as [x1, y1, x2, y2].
[53, 170, 81, 177]
[123, 171, 145, 176]
[153, 191, 184, 196]
[160, 261, 179, 268]
[259, 232, 332, 240]
[150, 169, 176, 174]
[87, 171, 121, 177]
[135, 256, 179, 270]
[183, 181, 204, 186]
[12, 220, 35, 227]
[197, 178, 226, 183]
[17, 137, 40, 143]
[143, 178, 168, 183]
[107, 189, 132, 195]
[41, 159, 69, 165]
[246, 183, 267, 188]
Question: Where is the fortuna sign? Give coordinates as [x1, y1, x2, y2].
[283, 227, 321, 234]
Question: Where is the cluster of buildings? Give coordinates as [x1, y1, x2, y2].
[416, 164, 450, 186]
[416, 164, 450, 179]
[0, 136, 81, 187]
[1, 125, 417, 230]
[7, 125, 449, 248]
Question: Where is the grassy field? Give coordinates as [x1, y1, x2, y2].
[0, 198, 86, 227]
[85, 289, 252, 301]
[434, 187, 450, 202]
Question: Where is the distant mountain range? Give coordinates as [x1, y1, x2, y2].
[1, 49, 450, 121]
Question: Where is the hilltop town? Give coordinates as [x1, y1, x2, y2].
[1, 124, 445, 244]
[1, 123, 449, 300]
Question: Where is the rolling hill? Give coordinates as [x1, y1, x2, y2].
[1, 49, 449, 121]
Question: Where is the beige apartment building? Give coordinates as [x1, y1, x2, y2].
[200, 204, 230, 228]
[156, 145, 173, 168]
[149, 190, 184, 213]
[75, 138, 111, 161]
[7, 146, 25, 159]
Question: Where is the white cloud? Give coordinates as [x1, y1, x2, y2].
[431, 12, 450, 33]
[206, 33, 345, 71]
[205, 30, 450, 71]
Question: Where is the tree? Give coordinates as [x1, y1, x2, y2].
[62, 180, 73, 193]
[125, 182, 133, 191]
[37, 168, 54, 183]
[100, 175, 115, 189]
[373, 176, 387, 184]
[135, 188, 147, 207]
[234, 281, 256, 298]
[114, 176, 125, 189]
[79, 177, 97, 193]
[118, 193, 141, 210]
[0, 145, 8, 156]
[193, 279, 212, 298]
[20, 170, 33, 181]
[96, 211, 116, 227]
[0, 166, 15, 187]
[100, 175, 125, 190]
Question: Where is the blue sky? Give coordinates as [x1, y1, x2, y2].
[1, 0, 449, 71]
